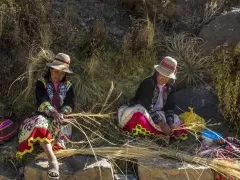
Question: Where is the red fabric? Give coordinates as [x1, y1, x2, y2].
[54, 58, 70, 64]
[123, 112, 164, 135]
[52, 144, 64, 151]
[123, 112, 188, 137]
[52, 89, 61, 111]
[162, 59, 176, 70]
[53, 82, 59, 91]
[18, 128, 53, 153]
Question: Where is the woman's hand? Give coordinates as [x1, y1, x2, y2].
[51, 111, 64, 125]
[158, 121, 172, 135]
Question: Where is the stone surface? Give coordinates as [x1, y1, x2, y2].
[138, 157, 214, 180]
[199, 8, 240, 55]
[0, 176, 9, 180]
[0, 137, 18, 180]
[0, 165, 17, 180]
[121, 0, 240, 33]
[24, 155, 113, 180]
[121, 0, 176, 21]
[174, 86, 234, 138]
[175, 85, 219, 120]
[115, 174, 138, 180]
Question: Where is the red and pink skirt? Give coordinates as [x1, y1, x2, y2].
[118, 105, 188, 139]
[17, 115, 72, 158]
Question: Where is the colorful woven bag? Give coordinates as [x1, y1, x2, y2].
[0, 114, 18, 144]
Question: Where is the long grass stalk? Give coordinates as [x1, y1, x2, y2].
[65, 113, 112, 118]
[37, 146, 240, 178]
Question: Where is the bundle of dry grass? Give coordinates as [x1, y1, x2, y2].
[37, 145, 240, 179]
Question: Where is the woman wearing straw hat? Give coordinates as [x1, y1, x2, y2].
[17, 53, 74, 179]
[118, 56, 188, 139]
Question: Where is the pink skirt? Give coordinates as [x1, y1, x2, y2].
[118, 105, 188, 139]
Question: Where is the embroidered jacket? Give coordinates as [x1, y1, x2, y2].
[35, 77, 74, 116]
[129, 72, 175, 125]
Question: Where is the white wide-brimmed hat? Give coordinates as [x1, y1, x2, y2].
[46, 53, 73, 73]
[154, 56, 177, 79]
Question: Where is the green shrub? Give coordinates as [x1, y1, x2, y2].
[210, 47, 240, 130]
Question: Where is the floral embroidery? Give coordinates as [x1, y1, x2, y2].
[39, 101, 56, 116]
[152, 84, 171, 108]
[25, 123, 33, 131]
[38, 78, 72, 115]
[61, 106, 72, 114]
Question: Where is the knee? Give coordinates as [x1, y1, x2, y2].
[132, 112, 145, 120]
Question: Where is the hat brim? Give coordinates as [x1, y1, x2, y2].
[46, 63, 73, 74]
[154, 65, 176, 79]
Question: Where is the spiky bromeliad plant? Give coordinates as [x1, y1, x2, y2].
[164, 33, 210, 87]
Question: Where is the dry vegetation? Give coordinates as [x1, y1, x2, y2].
[0, 0, 240, 179]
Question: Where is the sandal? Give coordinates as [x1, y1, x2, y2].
[48, 159, 60, 179]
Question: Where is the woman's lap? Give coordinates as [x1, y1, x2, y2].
[17, 115, 72, 158]
[118, 105, 188, 137]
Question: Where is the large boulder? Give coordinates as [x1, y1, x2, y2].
[173, 0, 240, 32]
[174, 86, 232, 136]
[115, 174, 138, 180]
[121, 0, 240, 33]
[24, 155, 113, 180]
[121, 0, 176, 20]
[0, 176, 10, 180]
[199, 8, 240, 55]
[175, 85, 219, 120]
[138, 157, 214, 180]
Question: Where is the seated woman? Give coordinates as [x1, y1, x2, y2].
[17, 53, 74, 179]
[118, 56, 187, 139]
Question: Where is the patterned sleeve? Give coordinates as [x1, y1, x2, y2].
[35, 79, 57, 116]
[60, 81, 74, 114]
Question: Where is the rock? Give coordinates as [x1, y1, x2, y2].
[138, 157, 214, 180]
[18, 167, 24, 176]
[0, 103, 4, 117]
[121, 0, 240, 33]
[24, 160, 71, 180]
[172, 0, 207, 32]
[0, 138, 18, 179]
[199, 8, 240, 55]
[115, 174, 138, 180]
[0, 165, 17, 180]
[174, 86, 231, 136]
[108, 27, 124, 37]
[24, 155, 113, 180]
[172, 0, 239, 32]
[0, 176, 9, 180]
[121, 0, 176, 20]
[175, 85, 219, 120]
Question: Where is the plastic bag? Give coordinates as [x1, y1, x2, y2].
[179, 107, 206, 133]
[201, 129, 222, 146]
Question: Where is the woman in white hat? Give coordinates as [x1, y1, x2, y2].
[17, 53, 74, 179]
[118, 56, 188, 139]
